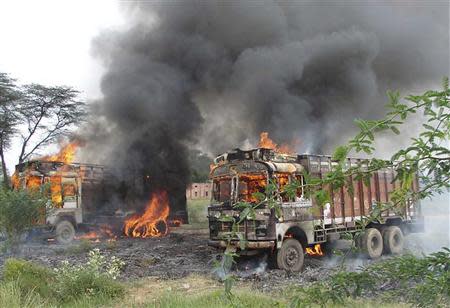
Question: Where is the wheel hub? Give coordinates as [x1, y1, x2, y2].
[61, 228, 71, 239]
[286, 247, 299, 267]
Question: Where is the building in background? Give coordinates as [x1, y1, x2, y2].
[186, 182, 212, 199]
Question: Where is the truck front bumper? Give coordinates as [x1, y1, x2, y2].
[208, 239, 275, 249]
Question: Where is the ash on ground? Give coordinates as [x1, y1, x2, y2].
[0, 228, 428, 292]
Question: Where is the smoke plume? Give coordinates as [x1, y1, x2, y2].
[81, 1, 448, 205]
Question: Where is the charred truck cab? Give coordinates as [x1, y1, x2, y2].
[208, 148, 424, 271]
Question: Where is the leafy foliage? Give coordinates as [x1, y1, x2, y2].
[0, 73, 21, 186]
[3, 259, 55, 298]
[17, 83, 87, 163]
[2, 249, 125, 305]
[53, 248, 124, 302]
[189, 150, 212, 182]
[0, 188, 47, 249]
[291, 248, 450, 307]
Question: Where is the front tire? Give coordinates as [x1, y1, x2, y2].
[359, 228, 383, 259]
[55, 220, 75, 244]
[276, 238, 304, 272]
[383, 226, 404, 255]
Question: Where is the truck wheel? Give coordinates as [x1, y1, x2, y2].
[276, 238, 304, 272]
[55, 220, 75, 244]
[383, 226, 404, 255]
[360, 228, 383, 259]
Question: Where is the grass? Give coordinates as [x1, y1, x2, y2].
[187, 198, 209, 227]
[116, 274, 286, 307]
[0, 264, 433, 308]
[1, 253, 124, 308]
[0, 281, 49, 308]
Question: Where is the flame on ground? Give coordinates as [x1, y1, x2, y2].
[306, 244, 324, 256]
[258, 132, 295, 154]
[124, 191, 170, 238]
[75, 225, 117, 241]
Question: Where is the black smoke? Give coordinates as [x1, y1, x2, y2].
[82, 1, 448, 209]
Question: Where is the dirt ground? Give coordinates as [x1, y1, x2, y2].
[0, 225, 430, 293]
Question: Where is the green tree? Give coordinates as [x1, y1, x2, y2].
[0, 188, 48, 250]
[189, 150, 211, 182]
[17, 84, 87, 164]
[324, 79, 449, 212]
[0, 73, 21, 187]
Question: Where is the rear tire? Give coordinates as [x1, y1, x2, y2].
[276, 238, 304, 272]
[359, 228, 383, 259]
[55, 220, 75, 244]
[383, 226, 404, 255]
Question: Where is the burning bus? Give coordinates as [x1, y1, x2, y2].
[208, 147, 424, 272]
[12, 143, 188, 244]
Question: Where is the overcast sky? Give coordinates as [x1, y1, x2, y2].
[0, 0, 123, 171]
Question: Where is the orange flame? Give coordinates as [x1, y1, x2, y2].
[75, 225, 117, 241]
[11, 173, 20, 189]
[258, 132, 295, 154]
[42, 141, 81, 164]
[50, 176, 62, 207]
[124, 191, 170, 238]
[26, 176, 42, 190]
[306, 244, 324, 256]
[238, 174, 267, 203]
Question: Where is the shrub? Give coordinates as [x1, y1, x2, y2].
[2, 249, 125, 305]
[3, 258, 55, 298]
[53, 249, 125, 302]
[291, 248, 450, 307]
[0, 188, 47, 249]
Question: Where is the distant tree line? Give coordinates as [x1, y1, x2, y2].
[0, 72, 86, 187]
[188, 150, 211, 183]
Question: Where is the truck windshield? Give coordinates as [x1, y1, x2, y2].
[238, 173, 267, 203]
[212, 177, 231, 202]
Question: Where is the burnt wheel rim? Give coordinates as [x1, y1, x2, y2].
[286, 247, 299, 267]
[60, 228, 72, 240]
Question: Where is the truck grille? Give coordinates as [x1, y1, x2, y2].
[209, 220, 255, 238]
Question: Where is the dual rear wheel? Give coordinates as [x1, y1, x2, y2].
[358, 226, 404, 259]
[274, 225, 405, 271]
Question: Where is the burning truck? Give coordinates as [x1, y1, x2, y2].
[12, 143, 188, 243]
[208, 146, 424, 272]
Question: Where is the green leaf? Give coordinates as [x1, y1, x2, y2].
[390, 126, 400, 135]
[332, 146, 349, 162]
[238, 207, 251, 223]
